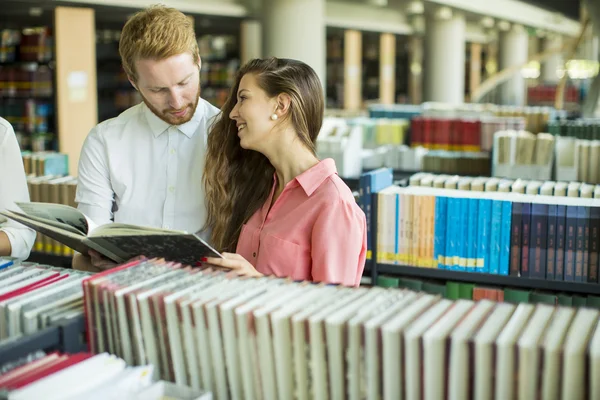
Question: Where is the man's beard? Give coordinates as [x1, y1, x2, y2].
[140, 82, 201, 126]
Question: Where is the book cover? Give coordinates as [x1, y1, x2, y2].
[555, 205, 567, 281]
[509, 202, 523, 277]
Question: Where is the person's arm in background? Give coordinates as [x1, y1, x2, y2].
[0, 119, 35, 259]
[72, 127, 117, 271]
[310, 199, 367, 287]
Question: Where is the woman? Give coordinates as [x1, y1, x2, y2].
[203, 57, 366, 287]
[0, 117, 35, 259]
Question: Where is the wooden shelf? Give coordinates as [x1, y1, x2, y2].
[376, 264, 600, 296]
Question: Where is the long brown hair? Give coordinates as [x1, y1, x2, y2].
[203, 57, 324, 252]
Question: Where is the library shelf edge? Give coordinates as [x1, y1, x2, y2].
[376, 263, 600, 296]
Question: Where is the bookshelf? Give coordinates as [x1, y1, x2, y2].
[376, 263, 600, 296]
[365, 177, 600, 299]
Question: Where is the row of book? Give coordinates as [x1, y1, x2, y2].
[527, 84, 580, 104]
[556, 136, 600, 184]
[376, 274, 600, 308]
[421, 151, 491, 176]
[547, 119, 600, 140]
[0, 352, 206, 400]
[25, 175, 78, 256]
[84, 257, 600, 400]
[0, 65, 53, 99]
[0, 261, 89, 341]
[410, 116, 525, 153]
[21, 152, 68, 177]
[373, 173, 600, 283]
[369, 102, 564, 134]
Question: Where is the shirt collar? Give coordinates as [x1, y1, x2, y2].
[143, 100, 207, 139]
[294, 158, 337, 196]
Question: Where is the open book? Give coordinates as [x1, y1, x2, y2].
[1, 202, 222, 265]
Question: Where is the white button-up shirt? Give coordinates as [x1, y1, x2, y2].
[0, 117, 36, 259]
[75, 99, 220, 236]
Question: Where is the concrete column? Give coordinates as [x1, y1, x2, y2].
[344, 30, 362, 110]
[424, 7, 466, 104]
[469, 42, 482, 100]
[540, 34, 563, 84]
[379, 33, 396, 104]
[240, 20, 262, 65]
[262, 0, 326, 87]
[499, 24, 528, 105]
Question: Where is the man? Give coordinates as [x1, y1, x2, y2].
[0, 117, 36, 260]
[73, 5, 220, 271]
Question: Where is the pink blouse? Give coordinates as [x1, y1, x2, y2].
[235, 158, 366, 286]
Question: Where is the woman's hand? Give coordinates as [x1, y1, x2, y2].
[203, 252, 263, 278]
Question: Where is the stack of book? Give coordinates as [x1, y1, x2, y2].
[492, 130, 555, 180]
[21, 152, 68, 177]
[555, 135, 600, 184]
[422, 150, 491, 176]
[0, 262, 90, 340]
[24, 176, 77, 256]
[0, 352, 202, 400]
[83, 257, 600, 400]
[547, 119, 600, 139]
[374, 173, 600, 282]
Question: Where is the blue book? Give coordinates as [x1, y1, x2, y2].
[529, 203, 549, 279]
[488, 200, 503, 275]
[361, 168, 393, 261]
[499, 201, 512, 276]
[457, 198, 469, 272]
[546, 204, 558, 280]
[433, 196, 447, 269]
[467, 198, 479, 271]
[0, 259, 13, 270]
[446, 197, 457, 271]
[477, 199, 492, 274]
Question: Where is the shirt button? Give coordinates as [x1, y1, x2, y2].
[252, 252, 256, 258]
[170, 148, 176, 155]
[169, 186, 175, 192]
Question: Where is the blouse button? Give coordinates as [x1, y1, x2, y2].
[253, 252, 256, 258]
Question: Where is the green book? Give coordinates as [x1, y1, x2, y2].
[504, 289, 531, 304]
[399, 278, 424, 291]
[376, 275, 401, 288]
[531, 292, 557, 305]
[446, 282, 460, 300]
[423, 282, 446, 297]
[557, 294, 573, 306]
[586, 296, 600, 310]
[573, 296, 587, 307]
[459, 283, 475, 300]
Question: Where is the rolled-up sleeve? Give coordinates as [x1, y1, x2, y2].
[311, 199, 367, 286]
[75, 127, 114, 227]
[0, 122, 35, 259]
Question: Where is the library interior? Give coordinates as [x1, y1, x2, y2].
[1, 0, 600, 398]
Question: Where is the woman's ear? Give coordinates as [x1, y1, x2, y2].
[276, 93, 292, 116]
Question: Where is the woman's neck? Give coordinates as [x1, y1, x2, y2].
[263, 128, 319, 192]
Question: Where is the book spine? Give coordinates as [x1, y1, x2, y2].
[529, 203, 548, 279]
[546, 204, 557, 281]
[489, 200, 503, 275]
[583, 206, 591, 282]
[589, 206, 600, 283]
[394, 192, 400, 265]
[467, 198, 479, 272]
[458, 198, 469, 272]
[555, 205, 567, 281]
[446, 197, 456, 271]
[478, 199, 492, 274]
[433, 196, 447, 269]
[510, 202, 523, 277]
[499, 201, 512, 276]
[575, 206, 586, 282]
[520, 203, 532, 277]
[564, 205, 578, 282]
[362, 174, 372, 261]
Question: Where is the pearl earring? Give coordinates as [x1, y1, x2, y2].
[270, 113, 278, 121]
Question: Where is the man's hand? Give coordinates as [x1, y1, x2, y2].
[203, 252, 263, 278]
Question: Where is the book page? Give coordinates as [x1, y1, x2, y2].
[16, 202, 89, 235]
[89, 223, 185, 237]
